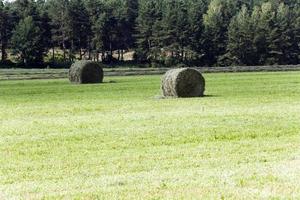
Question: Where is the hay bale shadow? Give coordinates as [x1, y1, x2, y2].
[154, 94, 219, 100]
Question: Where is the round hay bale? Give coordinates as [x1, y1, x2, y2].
[69, 60, 104, 84]
[162, 68, 205, 98]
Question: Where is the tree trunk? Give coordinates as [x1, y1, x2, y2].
[52, 47, 55, 63]
[121, 50, 124, 61]
[110, 42, 113, 62]
[88, 37, 91, 60]
[70, 40, 75, 62]
[79, 38, 82, 60]
[1, 43, 7, 61]
[24, 57, 27, 67]
[63, 42, 66, 61]
[88, 48, 91, 60]
[101, 52, 105, 61]
[79, 48, 82, 60]
[147, 39, 151, 50]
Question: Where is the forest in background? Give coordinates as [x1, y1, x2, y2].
[0, 0, 299, 68]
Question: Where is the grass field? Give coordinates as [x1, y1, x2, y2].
[1, 72, 300, 199]
[1, 65, 300, 80]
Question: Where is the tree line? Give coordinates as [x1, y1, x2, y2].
[0, 0, 299, 68]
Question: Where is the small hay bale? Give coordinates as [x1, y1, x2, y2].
[162, 68, 205, 98]
[69, 60, 103, 84]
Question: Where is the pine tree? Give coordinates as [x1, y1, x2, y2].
[188, 0, 207, 63]
[10, 0, 50, 66]
[85, 0, 105, 60]
[267, 3, 295, 64]
[48, 0, 70, 61]
[11, 16, 45, 66]
[160, 0, 191, 64]
[101, 1, 119, 62]
[13, 0, 36, 19]
[252, 2, 275, 65]
[227, 6, 257, 65]
[0, 1, 10, 61]
[112, 0, 129, 61]
[36, 0, 52, 63]
[202, 0, 236, 66]
[92, 15, 106, 60]
[292, 4, 300, 63]
[125, 0, 138, 49]
[68, 0, 91, 60]
[135, 0, 163, 63]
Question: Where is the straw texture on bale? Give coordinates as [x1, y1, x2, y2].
[69, 61, 103, 84]
[162, 68, 205, 97]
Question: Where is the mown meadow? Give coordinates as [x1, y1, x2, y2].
[1, 72, 300, 199]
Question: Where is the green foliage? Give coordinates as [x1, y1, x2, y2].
[227, 6, 257, 65]
[1, 0, 300, 67]
[161, 0, 191, 62]
[188, 0, 207, 62]
[227, 2, 300, 66]
[202, 0, 238, 66]
[67, 0, 91, 60]
[266, 3, 295, 64]
[0, 0, 15, 62]
[135, 0, 163, 63]
[11, 16, 46, 66]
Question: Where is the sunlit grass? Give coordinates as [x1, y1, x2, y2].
[1, 72, 300, 199]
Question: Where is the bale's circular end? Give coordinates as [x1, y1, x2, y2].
[69, 61, 104, 84]
[162, 68, 205, 98]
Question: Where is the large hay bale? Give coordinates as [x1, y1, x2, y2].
[69, 61, 103, 84]
[162, 68, 205, 98]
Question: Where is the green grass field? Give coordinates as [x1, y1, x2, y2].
[1, 72, 300, 199]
